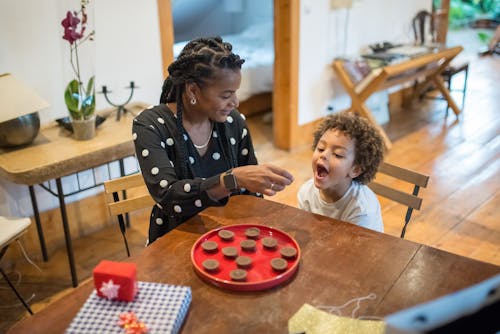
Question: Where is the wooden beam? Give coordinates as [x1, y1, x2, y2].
[273, 0, 300, 150]
[157, 0, 174, 79]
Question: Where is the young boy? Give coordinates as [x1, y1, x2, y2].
[298, 111, 386, 232]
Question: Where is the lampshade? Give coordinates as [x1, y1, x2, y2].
[0, 73, 50, 147]
[0, 73, 49, 123]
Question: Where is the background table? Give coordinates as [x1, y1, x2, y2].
[8, 196, 500, 333]
[0, 102, 147, 287]
[333, 46, 463, 149]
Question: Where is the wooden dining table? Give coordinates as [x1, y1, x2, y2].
[8, 195, 500, 333]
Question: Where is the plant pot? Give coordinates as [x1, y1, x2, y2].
[71, 115, 96, 140]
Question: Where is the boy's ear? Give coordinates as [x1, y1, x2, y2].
[349, 165, 362, 179]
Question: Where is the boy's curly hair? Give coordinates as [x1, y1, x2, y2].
[312, 111, 386, 184]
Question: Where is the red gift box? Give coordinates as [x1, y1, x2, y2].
[93, 260, 138, 302]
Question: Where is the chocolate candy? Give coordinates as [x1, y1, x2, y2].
[230, 269, 247, 281]
[235, 255, 252, 268]
[270, 258, 288, 271]
[222, 246, 238, 258]
[202, 259, 219, 272]
[262, 237, 278, 249]
[280, 246, 297, 259]
[240, 239, 256, 252]
[201, 240, 218, 252]
[218, 229, 235, 241]
[245, 227, 260, 239]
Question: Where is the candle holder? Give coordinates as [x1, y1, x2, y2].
[100, 81, 136, 121]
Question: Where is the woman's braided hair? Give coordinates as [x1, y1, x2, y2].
[159, 36, 245, 178]
[312, 111, 386, 184]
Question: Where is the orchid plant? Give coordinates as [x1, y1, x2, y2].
[61, 0, 96, 120]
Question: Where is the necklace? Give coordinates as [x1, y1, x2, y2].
[192, 122, 213, 149]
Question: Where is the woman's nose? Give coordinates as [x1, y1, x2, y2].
[231, 95, 239, 109]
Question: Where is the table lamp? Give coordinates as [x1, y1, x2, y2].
[0, 73, 50, 148]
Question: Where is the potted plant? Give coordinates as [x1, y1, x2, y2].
[61, 0, 96, 140]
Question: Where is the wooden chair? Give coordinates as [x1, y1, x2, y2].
[412, 10, 469, 115]
[368, 162, 430, 238]
[103, 173, 154, 256]
[0, 216, 34, 315]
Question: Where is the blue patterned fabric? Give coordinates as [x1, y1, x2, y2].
[66, 281, 191, 334]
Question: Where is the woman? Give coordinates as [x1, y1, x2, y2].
[133, 36, 294, 244]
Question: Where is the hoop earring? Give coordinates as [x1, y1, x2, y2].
[190, 97, 196, 105]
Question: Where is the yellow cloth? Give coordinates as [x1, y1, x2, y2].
[288, 304, 385, 334]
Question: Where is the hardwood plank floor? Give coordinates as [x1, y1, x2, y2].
[1, 41, 499, 332]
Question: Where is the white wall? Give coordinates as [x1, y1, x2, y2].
[298, 0, 431, 125]
[0, 0, 163, 217]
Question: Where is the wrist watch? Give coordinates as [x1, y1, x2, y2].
[223, 169, 238, 192]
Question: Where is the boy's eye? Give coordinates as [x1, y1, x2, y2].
[316, 147, 325, 152]
[334, 154, 344, 158]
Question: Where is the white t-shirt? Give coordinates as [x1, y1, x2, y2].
[297, 178, 384, 232]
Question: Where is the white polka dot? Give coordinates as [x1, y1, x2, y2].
[155, 218, 163, 225]
[212, 152, 221, 160]
[160, 180, 168, 188]
[141, 149, 149, 157]
[161, 141, 165, 148]
[256, 192, 262, 196]
[240, 113, 246, 120]
[149, 124, 155, 129]
[213, 131, 218, 138]
[156, 203, 163, 209]
[240, 187, 246, 192]
[133, 118, 138, 122]
[183, 133, 188, 141]
[132, 133, 137, 140]
[189, 156, 195, 164]
[166, 138, 174, 146]
[157, 117, 165, 124]
[147, 105, 154, 109]
[151, 167, 159, 175]
[241, 148, 249, 156]
[227, 116, 234, 123]
[174, 205, 182, 213]
[230, 137, 236, 145]
[194, 199, 202, 207]
[242, 128, 248, 139]
[184, 183, 191, 192]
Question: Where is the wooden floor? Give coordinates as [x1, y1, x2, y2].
[1, 44, 499, 332]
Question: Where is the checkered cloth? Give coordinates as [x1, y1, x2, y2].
[66, 281, 191, 334]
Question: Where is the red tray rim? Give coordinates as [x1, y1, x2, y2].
[190, 224, 301, 291]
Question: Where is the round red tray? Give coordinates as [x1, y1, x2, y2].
[191, 224, 300, 291]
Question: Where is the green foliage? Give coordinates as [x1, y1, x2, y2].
[64, 76, 95, 120]
[449, 0, 500, 28]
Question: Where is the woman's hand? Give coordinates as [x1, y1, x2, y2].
[233, 164, 294, 196]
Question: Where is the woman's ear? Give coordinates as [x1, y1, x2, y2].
[349, 165, 362, 179]
[185, 82, 199, 100]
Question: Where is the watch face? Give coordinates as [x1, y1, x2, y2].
[224, 173, 237, 190]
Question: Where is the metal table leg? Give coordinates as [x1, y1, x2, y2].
[28, 185, 48, 262]
[55, 178, 78, 287]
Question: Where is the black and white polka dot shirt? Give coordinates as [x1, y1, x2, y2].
[132, 104, 259, 243]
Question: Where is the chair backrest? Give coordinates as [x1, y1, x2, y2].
[412, 10, 435, 45]
[103, 173, 155, 217]
[368, 162, 429, 238]
[103, 173, 154, 256]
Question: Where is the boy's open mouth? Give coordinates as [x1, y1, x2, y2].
[316, 164, 329, 178]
